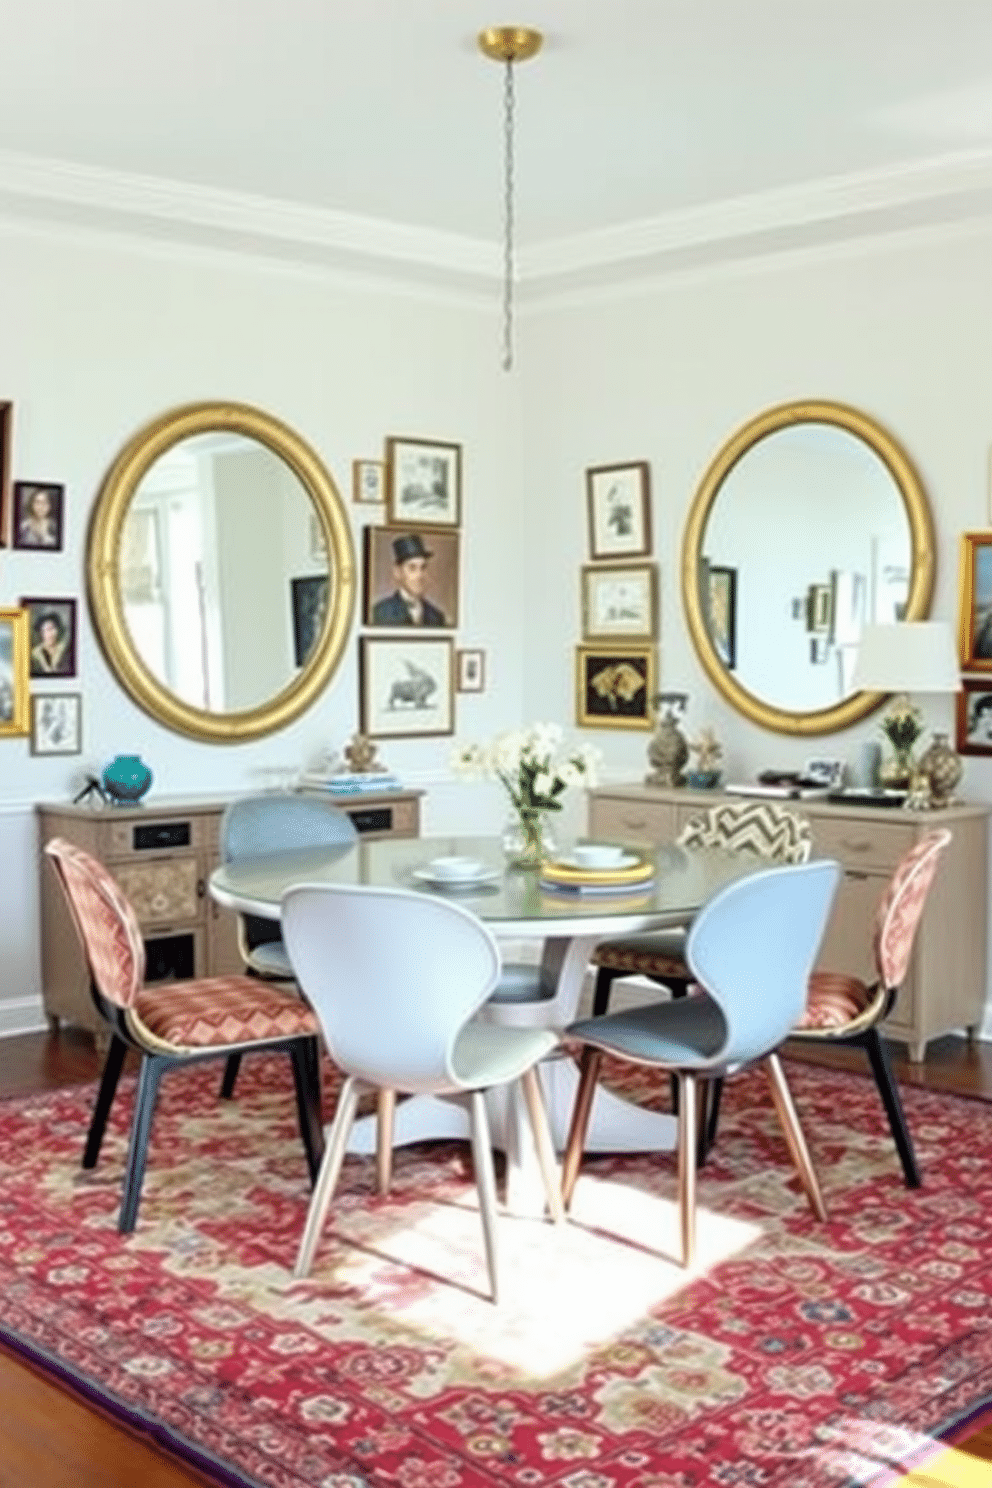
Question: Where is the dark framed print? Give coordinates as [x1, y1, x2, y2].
[957, 677, 992, 755]
[0, 402, 11, 546]
[0, 607, 30, 735]
[581, 562, 657, 641]
[364, 526, 459, 629]
[290, 575, 328, 667]
[586, 461, 652, 560]
[352, 458, 385, 505]
[707, 564, 737, 669]
[385, 435, 461, 528]
[22, 596, 77, 678]
[12, 481, 65, 551]
[456, 648, 485, 693]
[575, 644, 656, 729]
[959, 532, 992, 670]
[359, 635, 454, 739]
[30, 692, 82, 756]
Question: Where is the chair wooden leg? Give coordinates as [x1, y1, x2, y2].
[294, 1076, 361, 1279]
[561, 1046, 604, 1208]
[861, 1027, 922, 1188]
[288, 1038, 324, 1186]
[219, 1053, 242, 1100]
[591, 966, 617, 1017]
[376, 1089, 396, 1195]
[83, 1033, 128, 1170]
[468, 1089, 501, 1302]
[520, 1066, 564, 1223]
[677, 1072, 698, 1268]
[118, 1054, 167, 1234]
[764, 1053, 827, 1222]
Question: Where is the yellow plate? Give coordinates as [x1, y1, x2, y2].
[541, 856, 654, 887]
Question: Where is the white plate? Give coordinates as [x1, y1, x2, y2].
[552, 851, 641, 871]
[412, 865, 502, 889]
[540, 877, 655, 896]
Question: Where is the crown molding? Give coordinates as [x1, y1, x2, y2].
[2, 145, 992, 299]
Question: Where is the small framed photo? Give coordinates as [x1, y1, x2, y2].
[290, 575, 328, 667]
[0, 607, 30, 735]
[12, 482, 65, 551]
[586, 461, 652, 560]
[958, 532, 992, 671]
[22, 596, 77, 678]
[957, 677, 992, 755]
[707, 564, 737, 669]
[581, 562, 657, 641]
[575, 644, 656, 730]
[385, 435, 461, 528]
[30, 692, 82, 756]
[806, 582, 833, 634]
[359, 635, 454, 739]
[0, 402, 11, 546]
[352, 458, 385, 505]
[364, 526, 459, 628]
[457, 648, 486, 693]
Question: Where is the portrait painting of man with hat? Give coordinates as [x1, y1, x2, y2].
[365, 528, 459, 629]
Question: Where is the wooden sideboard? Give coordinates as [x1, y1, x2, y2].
[37, 788, 423, 1037]
[587, 783, 989, 1063]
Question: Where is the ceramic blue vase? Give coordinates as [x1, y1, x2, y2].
[102, 754, 153, 805]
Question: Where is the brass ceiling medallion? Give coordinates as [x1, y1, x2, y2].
[478, 25, 543, 372]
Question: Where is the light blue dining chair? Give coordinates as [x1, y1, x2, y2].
[561, 858, 842, 1267]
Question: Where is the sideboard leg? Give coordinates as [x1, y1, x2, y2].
[908, 1039, 927, 1064]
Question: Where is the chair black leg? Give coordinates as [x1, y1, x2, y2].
[83, 1033, 129, 1170]
[289, 1037, 324, 1187]
[118, 1054, 167, 1234]
[862, 1027, 922, 1188]
[591, 966, 617, 1017]
[219, 1053, 243, 1100]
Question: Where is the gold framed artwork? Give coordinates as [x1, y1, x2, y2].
[359, 635, 455, 739]
[575, 644, 656, 729]
[581, 562, 657, 642]
[958, 532, 992, 670]
[352, 458, 385, 505]
[0, 607, 30, 736]
[586, 460, 652, 560]
[385, 435, 461, 528]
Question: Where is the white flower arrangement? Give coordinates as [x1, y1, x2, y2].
[452, 723, 602, 819]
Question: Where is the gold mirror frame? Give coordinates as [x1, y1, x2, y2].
[88, 401, 356, 743]
[681, 399, 936, 736]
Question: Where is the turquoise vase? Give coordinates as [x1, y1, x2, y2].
[102, 754, 153, 805]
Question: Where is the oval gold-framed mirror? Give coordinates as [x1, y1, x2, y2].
[681, 399, 936, 736]
[88, 401, 355, 743]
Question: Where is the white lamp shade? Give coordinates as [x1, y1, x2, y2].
[851, 621, 960, 694]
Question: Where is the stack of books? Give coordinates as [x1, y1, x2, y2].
[299, 771, 402, 796]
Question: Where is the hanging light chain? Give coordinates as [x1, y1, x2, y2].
[501, 55, 516, 372]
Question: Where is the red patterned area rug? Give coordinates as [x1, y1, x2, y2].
[2, 1055, 992, 1488]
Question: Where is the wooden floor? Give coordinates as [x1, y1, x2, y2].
[2, 1026, 992, 1486]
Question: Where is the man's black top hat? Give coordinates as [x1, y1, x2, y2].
[391, 533, 432, 564]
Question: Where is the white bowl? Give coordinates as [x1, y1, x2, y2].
[573, 842, 626, 869]
[428, 855, 485, 882]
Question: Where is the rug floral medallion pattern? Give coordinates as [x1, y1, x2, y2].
[2, 1054, 992, 1488]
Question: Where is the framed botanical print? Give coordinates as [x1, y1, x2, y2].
[0, 607, 29, 735]
[456, 648, 485, 693]
[385, 435, 461, 528]
[586, 461, 652, 560]
[958, 532, 992, 670]
[30, 692, 82, 755]
[575, 644, 656, 729]
[21, 596, 78, 679]
[359, 635, 455, 739]
[581, 562, 657, 641]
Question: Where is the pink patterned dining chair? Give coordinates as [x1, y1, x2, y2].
[44, 836, 324, 1233]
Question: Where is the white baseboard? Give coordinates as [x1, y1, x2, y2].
[0, 996, 47, 1038]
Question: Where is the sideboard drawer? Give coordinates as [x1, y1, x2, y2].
[812, 817, 915, 872]
[106, 815, 208, 858]
[589, 795, 679, 846]
[114, 857, 203, 927]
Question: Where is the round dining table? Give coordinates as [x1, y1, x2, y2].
[209, 833, 758, 1212]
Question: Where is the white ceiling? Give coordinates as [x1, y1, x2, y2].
[5, 0, 992, 292]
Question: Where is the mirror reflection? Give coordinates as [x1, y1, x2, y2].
[120, 433, 327, 713]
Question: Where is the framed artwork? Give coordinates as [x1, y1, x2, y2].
[958, 532, 992, 670]
[290, 575, 328, 667]
[707, 564, 737, 669]
[359, 635, 454, 739]
[957, 677, 992, 755]
[0, 402, 11, 546]
[12, 481, 65, 551]
[456, 648, 485, 693]
[385, 435, 461, 528]
[363, 526, 459, 629]
[30, 692, 82, 756]
[586, 461, 652, 560]
[352, 458, 385, 505]
[575, 644, 656, 730]
[0, 607, 29, 735]
[581, 562, 657, 641]
[806, 582, 833, 634]
[22, 596, 77, 678]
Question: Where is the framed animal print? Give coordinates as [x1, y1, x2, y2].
[359, 635, 454, 739]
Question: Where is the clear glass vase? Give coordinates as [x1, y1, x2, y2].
[502, 809, 556, 869]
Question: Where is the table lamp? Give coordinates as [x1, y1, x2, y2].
[851, 621, 962, 806]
